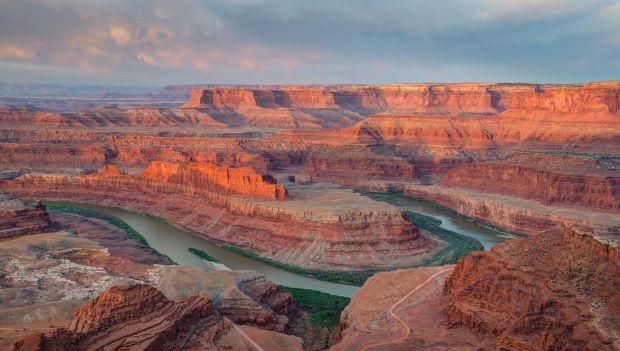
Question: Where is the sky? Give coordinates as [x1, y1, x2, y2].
[0, 0, 619, 87]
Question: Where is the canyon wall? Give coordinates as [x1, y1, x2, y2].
[1, 164, 437, 271]
[441, 156, 620, 211]
[403, 183, 620, 237]
[138, 161, 287, 199]
[0, 194, 53, 240]
[331, 227, 620, 350]
[184, 82, 620, 115]
[15, 283, 303, 351]
[4, 81, 618, 130]
[443, 228, 620, 350]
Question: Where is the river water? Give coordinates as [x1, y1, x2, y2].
[50, 201, 361, 297]
[361, 192, 518, 249]
[51, 196, 513, 297]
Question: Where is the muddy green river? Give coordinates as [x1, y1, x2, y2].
[51, 196, 512, 297]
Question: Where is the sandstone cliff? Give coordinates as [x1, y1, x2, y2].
[138, 161, 287, 199]
[441, 153, 620, 211]
[331, 228, 620, 350]
[403, 183, 620, 237]
[184, 82, 620, 115]
[14, 284, 303, 351]
[2, 165, 437, 271]
[443, 228, 620, 350]
[0, 194, 53, 240]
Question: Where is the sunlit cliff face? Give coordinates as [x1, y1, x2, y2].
[0, 0, 619, 86]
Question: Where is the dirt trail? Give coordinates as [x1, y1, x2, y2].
[223, 317, 265, 351]
[361, 268, 453, 351]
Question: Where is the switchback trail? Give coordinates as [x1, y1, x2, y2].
[361, 268, 453, 351]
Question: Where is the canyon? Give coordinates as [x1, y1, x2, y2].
[1, 81, 618, 350]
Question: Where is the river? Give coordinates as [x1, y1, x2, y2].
[361, 192, 517, 249]
[50, 196, 513, 297]
[50, 201, 361, 297]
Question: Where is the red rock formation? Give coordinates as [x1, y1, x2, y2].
[0, 194, 53, 240]
[13, 285, 224, 351]
[139, 161, 287, 199]
[332, 228, 620, 350]
[443, 228, 620, 350]
[441, 154, 620, 211]
[2, 165, 433, 271]
[184, 82, 620, 115]
[403, 183, 620, 236]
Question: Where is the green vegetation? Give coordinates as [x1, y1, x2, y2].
[280, 286, 350, 328]
[188, 247, 218, 262]
[405, 211, 483, 265]
[523, 149, 612, 159]
[141, 212, 168, 224]
[356, 190, 493, 264]
[358, 190, 525, 237]
[45, 203, 174, 261]
[220, 245, 375, 286]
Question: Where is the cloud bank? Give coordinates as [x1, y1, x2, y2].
[0, 0, 618, 86]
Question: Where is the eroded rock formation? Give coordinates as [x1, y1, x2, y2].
[0, 194, 53, 240]
[14, 284, 303, 351]
[443, 227, 620, 350]
[332, 227, 620, 350]
[2, 164, 436, 271]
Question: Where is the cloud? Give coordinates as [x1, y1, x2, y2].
[0, 0, 618, 86]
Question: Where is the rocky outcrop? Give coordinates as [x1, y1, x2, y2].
[2, 166, 436, 271]
[149, 265, 299, 332]
[441, 154, 620, 211]
[403, 183, 620, 237]
[184, 82, 620, 115]
[0, 194, 53, 240]
[14, 284, 303, 351]
[332, 228, 620, 350]
[331, 266, 494, 350]
[443, 228, 620, 350]
[139, 161, 287, 199]
[12, 285, 223, 350]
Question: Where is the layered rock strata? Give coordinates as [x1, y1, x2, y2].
[443, 228, 620, 350]
[14, 284, 303, 351]
[0, 194, 53, 240]
[403, 183, 620, 237]
[184, 82, 620, 115]
[332, 228, 620, 350]
[1, 164, 436, 271]
[441, 153, 619, 211]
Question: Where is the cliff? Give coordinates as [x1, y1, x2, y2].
[403, 183, 620, 237]
[0, 194, 53, 240]
[1, 165, 437, 271]
[331, 228, 620, 350]
[443, 228, 620, 350]
[441, 154, 620, 211]
[14, 284, 303, 351]
[138, 161, 287, 199]
[183, 82, 620, 115]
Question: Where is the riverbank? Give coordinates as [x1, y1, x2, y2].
[44, 201, 361, 297]
[221, 244, 376, 286]
[358, 190, 522, 248]
[42, 196, 495, 288]
[45, 203, 175, 263]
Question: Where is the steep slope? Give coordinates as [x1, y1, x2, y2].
[331, 228, 620, 350]
[2, 164, 438, 272]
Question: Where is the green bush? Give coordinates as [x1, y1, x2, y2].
[220, 245, 375, 286]
[280, 286, 350, 327]
[404, 211, 483, 265]
[188, 247, 218, 262]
